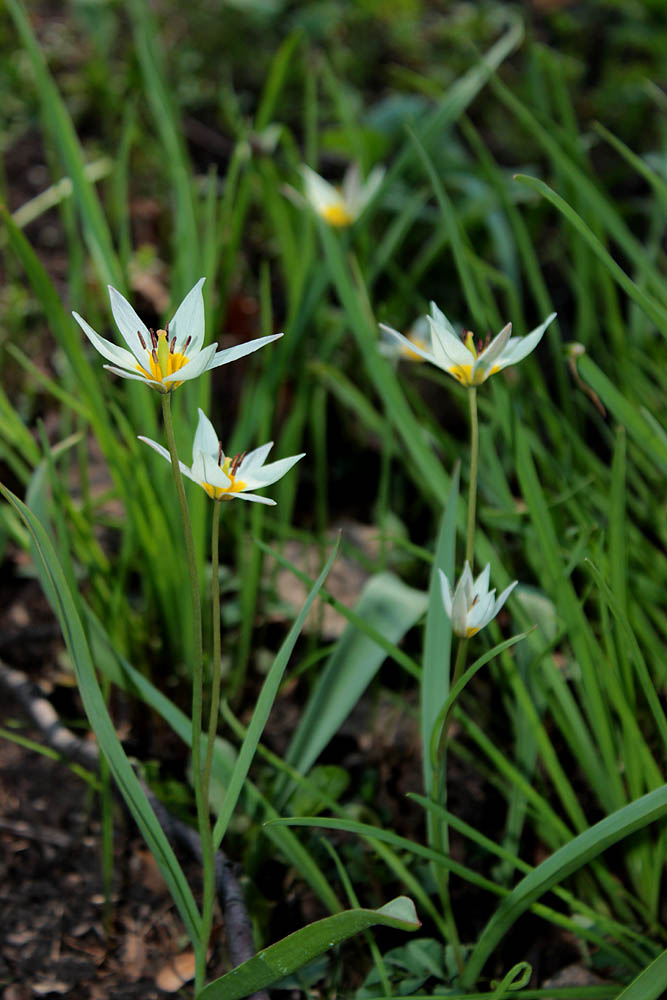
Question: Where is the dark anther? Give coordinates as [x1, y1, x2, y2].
[165, 322, 169, 334]
[230, 451, 246, 476]
[170, 336, 176, 354]
[217, 441, 223, 466]
[183, 335, 192, 352]
[152, 348, 159, 364]
[150, 329, 158, 350]
[461, 328, 469, 343]
[137, 330, 147, 350]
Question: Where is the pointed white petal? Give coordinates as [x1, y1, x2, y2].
[192, 452, 231, 489]
[496, 313, 556, 369]
[162, 343, 217, 383]
[451, 572, 471, 637]
[102, 365, 161, 387]
[472, 564, 491, 599]
[429, 301, 459, 340]
[342, 163, 362, 209]
[467, 591, 496, 630]
[492, 580, 518, 617]
[427, 316, 475, 369]
[300, 166, 340, 212]
[72, 312, 137, 369]
[240, 442, 274, 471]
[108, 285, 151, 363]
[227, 491, 277, 505]
[168, 277, 206, 353]
[473, 322, 512, 379]
[379, 324, 437, 366]
[438, 569, 454, 619]
[192, 408, 219, 461]
[246, 453, 304, 488]
[138, 436, 195, 481]
[208, 332, 282, 369]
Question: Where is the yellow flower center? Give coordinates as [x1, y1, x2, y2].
[202, 455, 246, 501]
[466, 625, 482, 637]
[448, 363, 501, 386]
[321, 202, 355, 227]
[136, 329, 190, 391]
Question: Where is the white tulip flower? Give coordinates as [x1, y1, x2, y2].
[299, 162, 384, 227]
[381, 303, 556, 387]
[139, 408, 304, 505]
[73, 278, 281, 393]
[439, 562, 517, 638]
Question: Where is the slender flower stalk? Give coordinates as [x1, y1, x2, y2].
[160, 395, 211, 992]
[199, 500, 222, 973]
[465, 388, 478, 568]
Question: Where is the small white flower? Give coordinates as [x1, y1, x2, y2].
[439, 562, 517, 638]
[299, 162, 384, 227]
[73, 278, 281, 393]
[381, 303, 556, 387]
[139, 408, 304, 505]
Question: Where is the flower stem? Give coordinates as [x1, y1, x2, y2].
[200, 500, 222, 960]
[465, 387, 478, 569]
[161, 394, 211, 991]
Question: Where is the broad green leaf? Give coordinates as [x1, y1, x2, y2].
[283, 571, 428, 784]
[614, 949, 667, 1000]
[196, 896, 420, 1000]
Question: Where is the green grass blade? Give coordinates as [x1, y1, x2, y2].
[422, 465, 459, 795]
[614, 949, 667, 1000]
[0, 485, 202, 953]
[196, 896, 420, 1000]
[461, 785, 667, 988]
[210, 539, 340, 850]
[5, 0, 123, 289]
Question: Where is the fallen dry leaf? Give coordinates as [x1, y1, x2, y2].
[156, 950, 197, 992]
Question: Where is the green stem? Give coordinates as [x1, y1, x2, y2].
[465, 387, 478, 569]
[200, 500, 223, 958]
[161, 393, 210, 991]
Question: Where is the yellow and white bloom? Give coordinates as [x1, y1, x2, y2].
[73, 278, 281, 393]
[300, 162, 384, 227]
[381, 303, 556, 387]
[439, 563, 517, 638]
[139, 408, 304, 505]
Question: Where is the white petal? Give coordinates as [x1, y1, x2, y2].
[245, 452, 304, 488]
[379, 324, 437, 366]
[162, 343, 217, 383]
[102, 365, 161, 388]
[427, 315, 476, 369]
[496, 313, 556, 369]
[492, 580, 518, 617]
[240, 441, 273, 471]
[428, 301, 459, 340]
[108, 286, 151, 364]
[209, 333, 282, 369]
[138, 436, 194, 481]
[72, 312, 137, 369]
[192, 408, 219, 461]
[192, 452, 231, 489]
[168, 277, 206, 354]
[451, 572, 471, 637]
[438, 569, 454, 619]
[342, 163, 362, 209]
[467, 591, 496, 630]
[300, 166, 341, 212]
[473, 322, 512, 379]
[472, 564, 491, 600]
[227, 491, 277, 505]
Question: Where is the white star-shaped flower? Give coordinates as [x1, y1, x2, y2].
[439, 562, 517, 638]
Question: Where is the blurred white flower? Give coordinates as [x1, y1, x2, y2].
[139, 408, 304, 505]
[73, 278, 281, 392]
[299, 162, 384, 226]
[381, 303, 556, 387]
[439, 562, 517, 638]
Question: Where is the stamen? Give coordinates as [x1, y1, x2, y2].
[169, 336, 176, 354]
[461, 328, 469, 343]
[183, 335, 192, 352]
[165, 322, 169, 334]
[230, 451, 246, 476]
[217, 441, 223, 466]
[137, 330, 147, 350]
[150, 328, 158, 350]
[152, 348, 159, 364]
